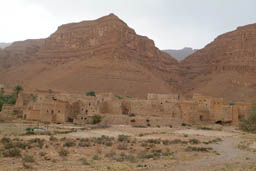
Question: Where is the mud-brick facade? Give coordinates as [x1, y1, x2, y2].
[0, 104, 16, 120]
[22, 90, 71, 123]
[14, 90, 252, 125]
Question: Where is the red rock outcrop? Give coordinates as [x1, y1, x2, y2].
[181, 24, 256, 101]
[0, 14, 179, 97]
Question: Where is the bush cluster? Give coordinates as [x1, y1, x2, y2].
[239, 106, 256, 133]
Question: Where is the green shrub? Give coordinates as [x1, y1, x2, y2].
[129, 113, 136, 117]
[3, 148, 21, 157]
[181, 123, 187, 126]
[229, 102, 235, 106]
[189, 139, 201, 144]
[39, 152, 47, 156]
[23, 155, 35, 163]
[1, 137, 11, 144]
[79, 141, 91, 147]
[79, 157, 90, 165]
[137, 164, 143, 167]
[181, 123, 191, 127]
[25, 128, 35, 135]
[118, 135, 129, 142]
[92, 115, 102, 124]
[117, 143, 128, 150]
[114, 153, 137, 163]
[14, 85, 23, 95]
[105, 150, 116, 159]
[28, 138, 44, 148]
[92, 155, 100, 160]
[239, 106, 256, 133]
[14, 141, 27, 149]
[163, 139, 187, 145]
[115, 95, 123, 100]
[200, 127, 212, 130]
[63, 140, 76, 147]
[49, 136, 58, 141]
[185, 146, 212, 152]
[58, 149, 68, 156]
[86, 91, 96, 97]
[146, 139, 161, 144]
[0, 93, 17, 111]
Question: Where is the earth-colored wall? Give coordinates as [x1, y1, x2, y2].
[15, 91, 252, 126]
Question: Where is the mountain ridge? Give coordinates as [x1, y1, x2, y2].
[0, 14, 179, 98]
[0, 14, 256, 101]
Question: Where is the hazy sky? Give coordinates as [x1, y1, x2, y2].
[0, 0, 255, 49]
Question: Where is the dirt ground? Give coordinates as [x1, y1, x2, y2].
[0, 121, 255, 171]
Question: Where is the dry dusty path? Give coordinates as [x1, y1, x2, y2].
[148, 135, 256, 171]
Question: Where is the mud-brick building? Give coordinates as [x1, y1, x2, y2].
[14, 89, 252, 126]
[192, 94, 252, 125]
[0, 104, 16, 120]
[23, 92, 71, 123]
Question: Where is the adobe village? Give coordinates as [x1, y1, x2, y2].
[0, 13, 256, 171]
[0, 88, 252, 127]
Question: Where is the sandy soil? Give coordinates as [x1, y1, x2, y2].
[0, 123, 255, 171]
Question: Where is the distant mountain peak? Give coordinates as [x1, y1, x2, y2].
[162, 47, 197, 61]
[0, 43, 11, 49]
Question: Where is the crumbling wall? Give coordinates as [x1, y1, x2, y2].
[0, 104, 16, 120]
[179, 101, 200, 123]
[18, 91, 253, 125]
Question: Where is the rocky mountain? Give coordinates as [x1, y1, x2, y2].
[163, 47, 197, 61]
[0, 43, 11, 49]
[0, 14, 255, 102]
[180, 24, 256, 101]
[0, 14, 179, 98]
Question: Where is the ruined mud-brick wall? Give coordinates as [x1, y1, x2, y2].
[147, 93, 180, 103]
[15, 92, 34, 117]
[178, 101, 200, 123]
[76, 99, 100, 115]
[192, 93, 253, 124]
[70, 93, 115, 123]
[18, 90, 253, 125]
[235, 102, 252, 120]
[128, 99, 174, 116]
[192, 93, 229, 122]
[23, 94, 71, 123]
[100, 100, 123, 115]
[98, 94, 198, 123]
[0, 104, 16, 120]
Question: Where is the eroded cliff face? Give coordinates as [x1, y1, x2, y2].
[180, 24, 256, 101]
[40, 14, 178, 75]
[0, 39, 43, 69]
[0, 14, 255, 101]
[0, 14, 179, 98]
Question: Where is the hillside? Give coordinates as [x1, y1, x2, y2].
[0, 14, 179, 98]
[0, 14, 256, 101]
[181, 24, 256, 101]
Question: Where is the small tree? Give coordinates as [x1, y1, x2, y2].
[86, 91, 96, 97]
[14, 85, 23, 96]
[92, 115, 101, 124]
[239, 106, 256, 133]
